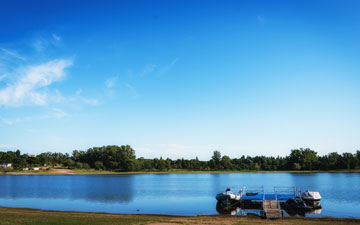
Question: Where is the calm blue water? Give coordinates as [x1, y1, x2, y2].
[0, 173, 359, 218]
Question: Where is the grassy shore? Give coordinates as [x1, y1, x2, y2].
[1, 168, 360, 175]
[0, 207, 359, 225]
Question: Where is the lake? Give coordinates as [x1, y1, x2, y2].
[0, 173, 359, 218]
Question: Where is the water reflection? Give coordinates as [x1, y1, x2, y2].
[0, 175, 134, 203]
[216, 202, 323, 217]
[216, 204, 240, 215]
[283, 208, 322, 217]
[69, 175, 134, 203]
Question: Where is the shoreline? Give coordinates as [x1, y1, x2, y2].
[1, 207, 360, 225]
[1, 168, 360, 175]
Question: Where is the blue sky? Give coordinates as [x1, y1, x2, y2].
[0, 0, 359, 159]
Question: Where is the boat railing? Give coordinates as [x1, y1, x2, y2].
[263, 190, 265, 202]
[274, 187, 281, 209]
[274, 186, 297, 195]
[292, 187, 303, 198]
[239, 186, 246, 199]
[274, 186, 303, 202]
[241, 186, 264, 200]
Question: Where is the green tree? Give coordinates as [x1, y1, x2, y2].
[302, 148, 318, 170]
[292, 163, 301, 171]
[211, 150, 222, 170]
[289, 148, 318, 170]
[221, 155, 233, 170]
[328, 152, 340, 169]
[340, 153, 357, 169]
[94, 161, 104, 170]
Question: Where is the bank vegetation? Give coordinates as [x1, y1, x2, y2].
[1, 146, 360, 173]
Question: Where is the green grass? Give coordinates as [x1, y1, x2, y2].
[1, 207, 360, 225]
[0, 208, 154, 225]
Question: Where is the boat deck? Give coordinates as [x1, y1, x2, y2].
[241, 194, 299, 202]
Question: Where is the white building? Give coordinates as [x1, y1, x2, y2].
[0, 163, 12, 168]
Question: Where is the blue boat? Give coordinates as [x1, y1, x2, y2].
[283, 198, 313, 212]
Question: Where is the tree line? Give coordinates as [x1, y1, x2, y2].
[1, 145, 360, 171]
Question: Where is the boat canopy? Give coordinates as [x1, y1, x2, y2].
[301, 190, 321, 201]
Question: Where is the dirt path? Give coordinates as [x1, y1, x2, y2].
[51, 168, 75, 174]
[5, 168, 75, 175]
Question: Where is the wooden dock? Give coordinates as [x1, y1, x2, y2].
[262, 200, 282, 219]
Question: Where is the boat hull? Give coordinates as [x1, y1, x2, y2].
[216, 192, 241, 208]
[302, 199, 322, 209]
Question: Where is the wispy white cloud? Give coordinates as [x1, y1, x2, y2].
[50, 108, 70, 119]
[32, 33, 63, 52]
[0, 48, 26, 61]
[1, 116, 33, 125]
[102, 59, 177, 100]
[0, 107, 70, 126]
[159, 58, 178, 75]
[0, 33, 101, 129]
[70, 88, 99, 106]
[139, 59, 178, 77]
[124, 82, 139, 98]
[82, 98, 99, 106]
[33, 38, 46, 52]
[51, 89, 66, 103]
[141, 64, 157, 76]
[0, 73, 8, 82]
[44, 88, 99, 106]
[0, 59, 73, 107]
[0, 144, 16, 149]
[52, 33, 62, 42]
[105, 75, 119, 88]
